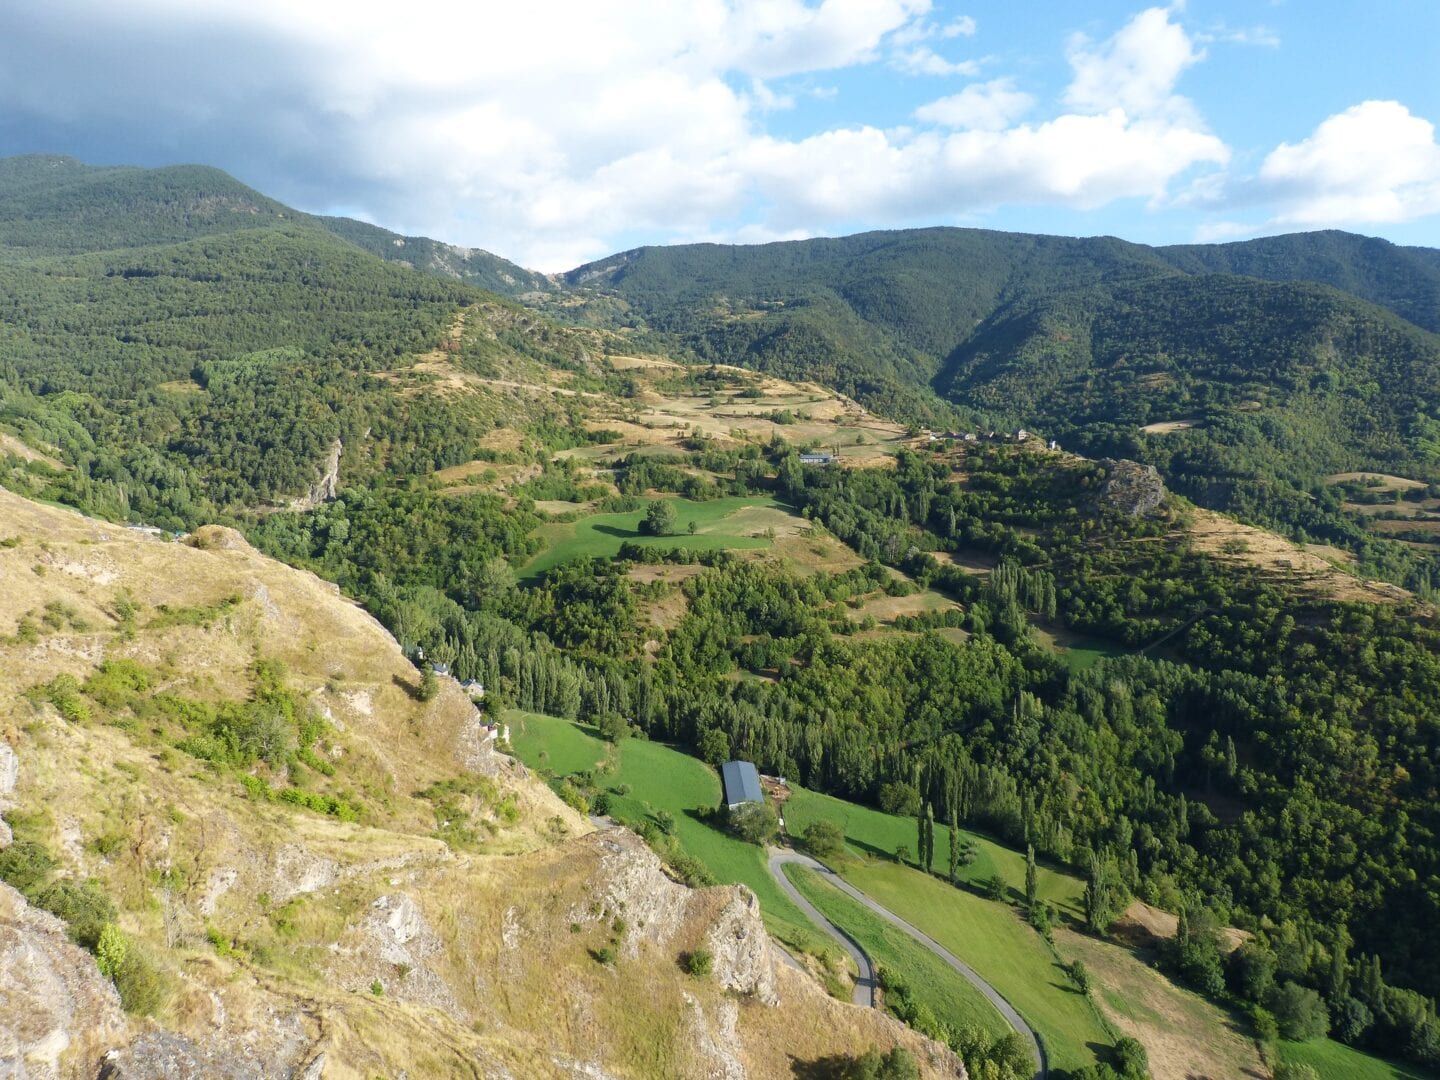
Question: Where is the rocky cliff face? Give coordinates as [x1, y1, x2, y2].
[0, 489, 963, 1079]
[1096, 457, 1168, 517]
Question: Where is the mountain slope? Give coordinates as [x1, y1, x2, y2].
[316, 215, 554, 298]
[1158, 229, 1440, 334]
[0, 488, 960, 1079]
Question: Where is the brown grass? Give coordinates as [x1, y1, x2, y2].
[1139, 419, 1197, 435]
[1187, 508, 1409, 605]
[1056, 925, 1264, 1080]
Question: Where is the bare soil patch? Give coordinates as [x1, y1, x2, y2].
[626, 563, 707, 585]
[1139, 419, 1197, 435]
[846, 590, 958, 625]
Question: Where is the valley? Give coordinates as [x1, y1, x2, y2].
[3, 155, 1440, 1080]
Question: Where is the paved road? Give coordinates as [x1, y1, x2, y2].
[768, 849, 1046, 1080]
[768, 850, 876, 1007]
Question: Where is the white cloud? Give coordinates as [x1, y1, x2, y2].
[1182, 100, 1440, 236]
[1259, 101, 1440, 225]
[915, 78, 1034, 130]
[892, 47, 982, 77]
[0, 0, 1240, 268]
[941, 15, 977, 38]
[1064, 7, 1205, 118]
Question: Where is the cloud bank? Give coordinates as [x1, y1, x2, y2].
[0, 2, 1435, 267]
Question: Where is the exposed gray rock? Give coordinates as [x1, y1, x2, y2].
[98, 1032, 266, 1080]
[1096, 458, 1167, 517]
[0, 883, 125, 1080]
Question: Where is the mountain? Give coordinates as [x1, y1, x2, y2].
[0, 155, 604, 532]
[0, 154, 553, 298]
[316, 215, 555, 298]
[561, 226, 1440, 557]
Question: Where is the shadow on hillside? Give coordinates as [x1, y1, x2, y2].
[391, 672, 423, 701]
[789, 1055, 852, 1079]
[591, 523, 640, 538]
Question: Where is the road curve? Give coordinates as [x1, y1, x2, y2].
[768, 849, 1046, 1080]
[768, 850, 876, 1007]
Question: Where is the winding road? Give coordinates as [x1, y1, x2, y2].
[768, 849, 1047, 1080]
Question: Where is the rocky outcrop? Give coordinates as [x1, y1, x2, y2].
[97, 1032, 268, 1080]
[287, 439, 342, 512]
[1096, 457, 1167, 517]
[0, 884, 126, 1079]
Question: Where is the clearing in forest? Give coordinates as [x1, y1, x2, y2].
[519, 495, 798, 580]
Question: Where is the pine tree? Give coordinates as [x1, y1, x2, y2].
[1025, 843, 1038, 909]
[924, 804, 936, 874]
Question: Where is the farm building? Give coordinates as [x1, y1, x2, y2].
[720, 760, 764, 810]
[799, 453, 834, 465]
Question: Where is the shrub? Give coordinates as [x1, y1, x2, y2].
[683, 948, 714, 977]
[1272, 1064, 1320, 1080]
[33, 880, 116, 948]
[0, 840, 56, 894]
[728, 801, 779, 846]
[803, 819, 847, 860]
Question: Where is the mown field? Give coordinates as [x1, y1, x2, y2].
[1280, 1038, 1437, 1080]
[785, 864, 1012, 1042]
[781, 784, 1083, 916]
[519, 495, 785, 580]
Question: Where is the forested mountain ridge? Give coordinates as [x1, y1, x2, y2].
[317, 215, 555, 298]
[559, 226, 1440, 576]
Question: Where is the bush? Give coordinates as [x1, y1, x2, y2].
[836, 1046, 920, 1080]
[683, 948, 714, 977]
[33, 879, 116, 948]
[1114, 1036, 1149, 1079]
[803, 819, 847, 860]
[728, 801, 779, 845]
[1272, 1064, 1320, 1080]
[0, 840, 56, 894]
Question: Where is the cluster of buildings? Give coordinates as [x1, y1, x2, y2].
[925, 429, 1060, 451]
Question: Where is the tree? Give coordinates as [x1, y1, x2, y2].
[642, 499, 677, 536]
[729, 801, 779, 845]
[417, 663, 439, 702]
[596, 711, 629, 742]
[1114, 1036, 1148, 1079]
[1269, 981, 1330, 1041]
[837, 1046, 920, 1080]
[803, 819, 846, 860]
[1084, 851, 1123, 935]
[698, 728, 731, 765]
[923, 804, 936, 874]
[1025, 843, 1038, 909]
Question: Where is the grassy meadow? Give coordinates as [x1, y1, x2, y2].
[520, 495, 785, 580]
[785, 864, 1012, 1042]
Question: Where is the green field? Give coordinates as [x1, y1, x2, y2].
[839, 859, 1111, 1073]
[785, 864, 1012, 1043]
[1031, 626, 1128, 673]
[506, 711, 830, 955]
[782, 784, 1084, 917]
[520, 495, 784, 579]
[1280, 1038, 1438, 1080]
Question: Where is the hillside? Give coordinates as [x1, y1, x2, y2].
[0, 488, 959, 1079]
[558, 226, 1440, 577]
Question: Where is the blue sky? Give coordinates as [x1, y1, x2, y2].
[1, 0, 1437, 268]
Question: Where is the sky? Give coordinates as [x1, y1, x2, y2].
[1, 0, 1438, 270]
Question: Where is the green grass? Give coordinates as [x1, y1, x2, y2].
[519, 495, 782, 580]
[1031, 626, 1128, 673]
[785, 864, 1012, 1043]
[782, 784, 1084, 918]
[838, 859, 1111, 1074]
[506, 711, 829, 956]
[1280, 1039, 1438, 1080]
